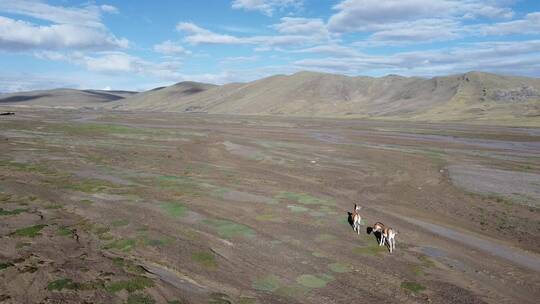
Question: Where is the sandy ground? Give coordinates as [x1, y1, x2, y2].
[0, 108, 539, 304]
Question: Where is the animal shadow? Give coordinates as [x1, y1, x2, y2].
[366, 226, 382, 243]
[347, 212, 354, 228]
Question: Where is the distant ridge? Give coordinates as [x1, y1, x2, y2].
[2, 71, 539, 125]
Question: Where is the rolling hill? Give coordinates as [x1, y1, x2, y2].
[2, 71, 539, 125]
[0, 88, 137, 109]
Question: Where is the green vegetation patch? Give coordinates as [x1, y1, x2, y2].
[252, 274, 281, 292]
[353, 244, 387, 256]
[0, 262, 14, 271]
[112, 219, 130, 227]
[401, 281, 426, 293]
[255, 214, 280, 222]
[191, 251, 217, 269]
[64, 178, 119, 193]
[127, 293, 156, 304]
[276, 192, 334, 206]
[275, 285, 309, 298]
[106, 276, 154, 293]
[0, 160, 55, 175]
[79, 199, 94, 205]
[203, 219, 255, 239]
[47, 278, 80, 291]
[160, 202, 187, 217]
[209, 292, 233, 304]
[328, 262, 351, 273]
[11, 224, 47, 237]
[104, 238, 137, 252]
[0, 207, 27, 216]
[315, 233, 336, 242]
[57, 226, 73, 236]
[44, 203, 63, 209]
[54, 122, 139, 137]
[287, 205, 308, 212]
[296, 274, 333, 289]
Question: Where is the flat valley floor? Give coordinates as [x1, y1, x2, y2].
[0, 109, 539, 304]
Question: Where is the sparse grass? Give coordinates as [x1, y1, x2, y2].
[111, 219, 130, 227]
[296, 274, 333, 288]
[208, 292, 233, 304]
[0, 207, 27, 216]
[276, 192, 334, 206]
[44, 203, 63, 209]
[315, 233, 336, 242]
[353, 244, 387, 256]
[54, 123, 139, 137]
[287, 205, 308, 212]
[0, 160, 55, 175]
[106, 276, 154, 293]
[11, 224, 47, 237]
[57, 226, 73, 236]
[47, 278, 80, 291]
[15, 242, 31, 249]
[79, 199, 94, 205]
[159, 202, 187, 217]
[401, 281, 426, 293]
[191, 251, 217, 269]
[64, 178, 118, 193]
[127, 293, 155, 304]
[104, 238, 137, 252]
[252, 275, 281, 292]
[203, 219, 255, 239]
[328, 262, 351, 273]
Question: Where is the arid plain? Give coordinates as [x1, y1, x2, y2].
[1, 108, 539, 304]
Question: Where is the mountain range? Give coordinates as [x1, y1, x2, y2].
[1, 71, 539, 125]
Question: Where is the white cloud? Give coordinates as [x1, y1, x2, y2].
[34, 51, 183, 80]
[0, 16, 128, 51]
[290, 44, 360, 57]
[294, 40, 540, 76]
[273, 17, 329, 37]
[231, 0, 302, 16]
[327, 0, 513, 33]
[100, 5, 118, 14]
[177, 21, 331, 47]
[0, 0, 128, 51]
[479, 12, 540, 36]
[153, 40, 191, 55]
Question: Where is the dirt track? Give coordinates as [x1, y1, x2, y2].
[1, 109, 539, 304]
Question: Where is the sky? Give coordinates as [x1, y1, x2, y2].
[0, 0, 539, 92]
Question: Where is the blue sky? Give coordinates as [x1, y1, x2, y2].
[0, 0, 539, 92]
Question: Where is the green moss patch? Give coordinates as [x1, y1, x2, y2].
[203, 219, 255, 239]
[0, 207, 27, 216]
[296, 274, 333, 288]
[192, 251, 217, 269]
[401, 281, 426, 293]
[159, 202, 187, 217]
[255, 214, 279, 222]
[252, 275, 281, 292]
[106, 276, 154, 293]
[11, 224, 47, 237]
[328, 262, 351, 273]
[209, 292, 233, 304]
